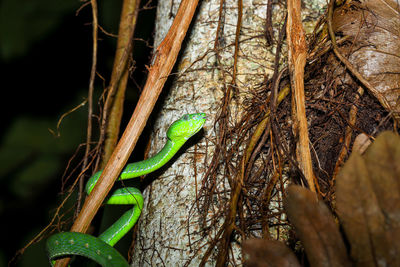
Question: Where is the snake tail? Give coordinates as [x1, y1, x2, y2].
[46, 232, 129, 267]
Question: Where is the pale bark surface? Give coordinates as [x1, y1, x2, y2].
[131, 0, 325, 266]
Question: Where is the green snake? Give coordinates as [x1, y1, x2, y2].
[46, 113, 206, 266]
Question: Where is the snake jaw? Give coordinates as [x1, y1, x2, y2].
[189, 113, 206, 136]
[167, 112, 206, 141]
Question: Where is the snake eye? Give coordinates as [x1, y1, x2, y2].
[182, 114, 190, 120]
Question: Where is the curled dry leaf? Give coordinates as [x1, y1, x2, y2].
[284, 186, 351, 267]
[332, 0, 400, 120]
[242, 239, 300, 267]
[352, 133, 372, 154]
[337, 131, 400, 266]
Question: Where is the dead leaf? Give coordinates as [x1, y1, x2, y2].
[332, 0, 400, 120]
[337, 131, 400, 266]
[242, 238, 300, 267]
[284, 186, 351, 267]
[352, 133, 371, 154]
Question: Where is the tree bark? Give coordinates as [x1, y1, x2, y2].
[131, 0, 326, 265]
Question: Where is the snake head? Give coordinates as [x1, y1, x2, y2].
[167, 113, 206, 141]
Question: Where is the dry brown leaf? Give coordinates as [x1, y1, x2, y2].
[337, 131, 400, 266]
[242, 239, 300, 267]
[363, 132, 400, 227]
[352, 133, 372, 154]
[284, 186, 351, 267]
[332, 0, 400, 120]
[336, 152, 384, 266]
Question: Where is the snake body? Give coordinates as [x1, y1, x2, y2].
[46, 113, 206, 266]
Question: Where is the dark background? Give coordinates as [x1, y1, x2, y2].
[0, 0, 156, 266]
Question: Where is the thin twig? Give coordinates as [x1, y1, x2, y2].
[76, 0, 98, 218]
[332, 86, 364, 179]
[326, 0, 391, 113]
[100, 0, 141, 168]
[215, 0, 244, 265]
[287, 0, 316, 192]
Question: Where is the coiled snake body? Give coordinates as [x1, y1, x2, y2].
[46, 113, 206, 266]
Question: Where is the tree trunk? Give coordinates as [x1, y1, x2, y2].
[131, 0, 325, 266]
